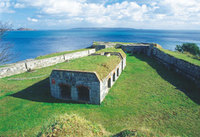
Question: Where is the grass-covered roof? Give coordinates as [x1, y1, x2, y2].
[96, 48, 126, 58]
[54, 54, 121, 80]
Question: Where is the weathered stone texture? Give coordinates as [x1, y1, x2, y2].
[26, 55, 65, 70]
[100, 60, 125, 103]
[50, 70, 100, 104]
[151, 47, 200, 86]
[0, 49, 96, 78]
[95, 42, 200, 87]
[49, 54, 126, 105]
[0, 62, 27, 78]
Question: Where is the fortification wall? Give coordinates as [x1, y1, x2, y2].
[0, 49, 96, 78]
[121, 45, 149, 54]
[93, 42, 200, 87]
[151, 47, 200, 86]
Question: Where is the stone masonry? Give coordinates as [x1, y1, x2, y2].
[49, 52, 126, 104]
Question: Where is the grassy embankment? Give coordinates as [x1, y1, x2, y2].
[159, 48, 200, 66]
[93, 41, 138, 46]
[35, 48, 89, 60]
[0, 48, 200, 136]
[0, 48, 90, 68]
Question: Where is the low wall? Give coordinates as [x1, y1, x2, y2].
[93, 42, 200, 87]
[0, 49, 96, 78]
[151, 47, 200, 86]
[121, 45, 150, 54]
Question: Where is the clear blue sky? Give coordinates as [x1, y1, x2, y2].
[0, 0, 200, 30]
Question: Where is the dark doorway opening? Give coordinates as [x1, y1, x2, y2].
[113, 73, 116, 81]
[108, 78, 111, 88]
[117, 68, 119, 76]
[59, 83, 71, 99]
[77, 85, 90, 101]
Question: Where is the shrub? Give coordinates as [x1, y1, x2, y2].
[38, 114, 109, 137]
[175, 43, 200, 56]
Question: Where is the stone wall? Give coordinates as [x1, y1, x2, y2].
[50, 55, 126, 105]
[121, 45, 150, 54]
[100, 57, 126, 102]
[93, 42, 200, 87]
[150, 47, 200, 86]
[50, 70, 101, 104]
[0, 49, 96, 78]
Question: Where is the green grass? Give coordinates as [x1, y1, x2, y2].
[0, 54, 200, 136]
[96, 48, 126, 58]
[38, 113, 109, 137]
[35, 48, 89, 60]
[0, 48, 90, 68]
[54, 55, 121, 80]
[93, 41, 137, 45]
[0, 65, 9, 68]
[159, 48, 200, 66]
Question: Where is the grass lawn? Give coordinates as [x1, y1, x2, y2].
[0, 54, 200, 136]
[159, 48, 200, 66]
[35, 48, 89, 60]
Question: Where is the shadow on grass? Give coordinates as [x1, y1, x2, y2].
[9, 54, 200, 105]
[10, 78, 85, 104]
[132, 54, 200, 105]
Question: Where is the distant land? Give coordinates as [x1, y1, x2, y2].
[71, 27, 136, 30]
[8, 28, 35, 31]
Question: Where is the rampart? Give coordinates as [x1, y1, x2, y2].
[151, 47, 200, 86]
[93, 42, 200, 87]
[0, 49, 96, 78]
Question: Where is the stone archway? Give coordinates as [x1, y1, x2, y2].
[113, 72, 116, 82]
[108, 78, 111, 88]
[59, 83, 71, 99]
[77, 85, 90, 101]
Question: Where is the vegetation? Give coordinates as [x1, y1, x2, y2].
[93, 41, 136, 45]
[0, 53, 199, 136]
[38, 113, 109, 137]
[0, 22, 13, 65]
[96, 48, 126, 58]
[54, 55, 121, 80]
[35, 48, 89, 60]
[175, 43, 200, 56]
[0, 65, 8, 68]
[159, 48, 200, 66]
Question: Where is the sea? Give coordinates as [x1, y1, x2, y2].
[2, 28, 200, 63]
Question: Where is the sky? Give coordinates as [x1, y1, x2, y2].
[0, 0, 200, 30]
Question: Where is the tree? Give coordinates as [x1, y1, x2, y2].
[0, 22, 12, 65]
[175, 45, 183, 52]
[175, 43, 200, 56]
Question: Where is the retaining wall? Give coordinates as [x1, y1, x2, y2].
[150, 47, 200, 86]
[94, 42, 200, 87]
[0, 49, 96, 78]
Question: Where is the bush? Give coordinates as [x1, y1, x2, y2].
[175, 43, 200, 56]
[38, 114, 109, 137]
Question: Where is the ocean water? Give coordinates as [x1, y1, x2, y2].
[2, 28, 200, 63]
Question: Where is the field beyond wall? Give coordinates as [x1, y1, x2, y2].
[0, 53, 200, 136]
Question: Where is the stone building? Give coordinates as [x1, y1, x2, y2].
[50, 51, 126, 104]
